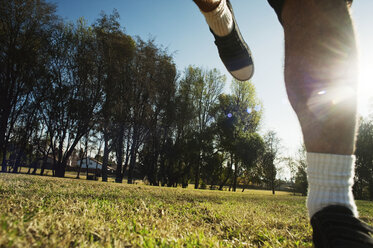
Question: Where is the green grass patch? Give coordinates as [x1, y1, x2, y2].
[0, 174, 372, 247]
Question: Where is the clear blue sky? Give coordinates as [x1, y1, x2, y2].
[49, 0, 373, 156]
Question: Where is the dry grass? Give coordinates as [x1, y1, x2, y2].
[0, 173, 372, 247]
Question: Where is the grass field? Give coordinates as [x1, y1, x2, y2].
[1, 174, 372, 248]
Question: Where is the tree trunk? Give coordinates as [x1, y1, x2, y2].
[233, 161, 238, 192]
[85, 157, 89, 179]
[127, 126, 139, 185]
[55, 163, 66, 177]
[12, 150, 23, 173]
[115, 125, 124, 183]
[158, 152, 166, 186]
[101, 131, 109, 182]
[219, 154, 233, 190]
[76, 161, 82, 179]
[40, 155, 47, 176]
[0, 106, 11, 172]
[122, 132, 131, 179]
[52, 152, 56, 177]
[127, 144, 136, 184]
[1, 144, 7, 172]
[194, 165, 200, 189]
[149, 132, 160, 186]
[31, 160, 37, 175]
[84, 138, 89, 179]
[194, 154, 201, 189]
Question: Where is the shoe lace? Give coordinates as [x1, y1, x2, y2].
[212, 25, 251, 59]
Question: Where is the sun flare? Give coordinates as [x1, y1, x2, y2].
[358, 58, 373, 117]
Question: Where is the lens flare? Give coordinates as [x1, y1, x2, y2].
[307, 86, 356, 120]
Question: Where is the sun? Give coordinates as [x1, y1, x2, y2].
[358, 57, 373, 117]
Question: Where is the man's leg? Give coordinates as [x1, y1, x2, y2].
[280, 0, 373, 246]
[281, 0, 357, 216]
[194, 0, 372, 245]
[282, 0, 357, 156]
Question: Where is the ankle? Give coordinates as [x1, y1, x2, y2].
[193, 0, 221, 12]
[306, 152, 358, 218]
[199, 0, 233, 37]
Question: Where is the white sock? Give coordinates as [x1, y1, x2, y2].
[201, 0, 233, 37]
[306, 152, 358, 218]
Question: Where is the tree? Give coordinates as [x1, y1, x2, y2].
[234, 133, 264, 190]
[354, 117, 373, 200]
[164, 71, 199, 187]
[9, 100, 41, 173]
[137, 40, 177, 186]
[41, 19, 102, 177]
[93, 10, 135, 183]
[294, 145, 308, 196]
[0, 0, 57, 172]
[166, 66, 225, 188]
[211, 79, 263, 191]
[284, 156, 297, 195]
[184, 67, 225, 188]
[124, 39, 176, 184]
[260, 131, 281, 194]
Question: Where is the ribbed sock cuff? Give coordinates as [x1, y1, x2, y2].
[306, 152, 357, 218]
[201, 0, 233, 37]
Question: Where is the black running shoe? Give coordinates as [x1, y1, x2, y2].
[311, 205, 373, 248]
[210, 0, 254, 81]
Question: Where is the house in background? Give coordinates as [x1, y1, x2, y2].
[76, 157, 102, 170]
[75, 157, 116, 178]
